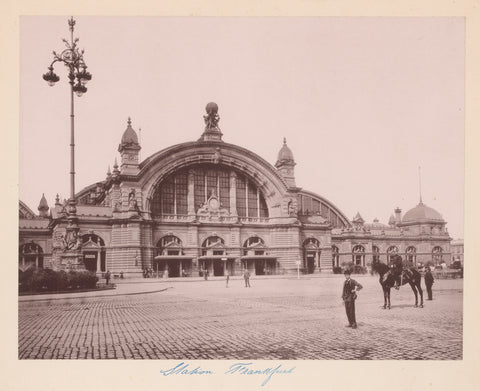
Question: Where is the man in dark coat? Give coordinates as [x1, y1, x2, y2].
[424, 267, 434, 300]
[243, 269, 251, 288]
[342, 270, 363, 329]
[391, 255, 403, 290]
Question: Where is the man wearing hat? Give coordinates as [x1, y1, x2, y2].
[424, 267, 434, 300]
[342, 270, 363, 329]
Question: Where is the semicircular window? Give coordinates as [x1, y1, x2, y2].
[151, 165, 268, 218]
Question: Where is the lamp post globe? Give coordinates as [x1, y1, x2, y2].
[42, 17, 92, 217]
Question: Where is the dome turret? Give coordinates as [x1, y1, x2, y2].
[275, 137, 295, 166]
[274, 138, 296, 188]
[402, 202, 444, 223]
[119, 117, 140, 148]
[118, 118, 141, 175]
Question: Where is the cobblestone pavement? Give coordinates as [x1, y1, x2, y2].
[18, 275, 463, 360]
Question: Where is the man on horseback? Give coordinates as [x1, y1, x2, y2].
[390, 255, 404, 290]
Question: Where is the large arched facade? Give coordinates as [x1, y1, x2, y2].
[19, 104, 452, 277]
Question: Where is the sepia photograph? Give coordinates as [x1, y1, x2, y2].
[3, 2, 478, 389]
[17, 16, 465, 363]
[18, 16, 465, 364]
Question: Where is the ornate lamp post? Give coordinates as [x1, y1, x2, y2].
[43, 17, 92, 216]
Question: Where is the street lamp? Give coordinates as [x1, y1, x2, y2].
[42, 17, 92, 216]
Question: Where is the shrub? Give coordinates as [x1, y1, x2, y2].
[332, 266, 343, 274]
[68, 270, 98, 289]
[352, 265, 367, 274]
[19, 268, 98, 293]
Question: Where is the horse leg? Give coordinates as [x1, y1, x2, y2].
[382, 287, 387, 309]
[410, 282, 418, 307]
[387, 287, 391, 309]
[417, 281, 424, 308]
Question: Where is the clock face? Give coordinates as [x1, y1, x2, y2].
[209, 198, 219, 210]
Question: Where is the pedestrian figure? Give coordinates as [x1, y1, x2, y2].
[225, 270, 230, 287]
[424, 267, 434, 300]
[243, 269, 251, 288]
[204, 269, 209, 280]
[105, 270, 111, 285]
[342, 270, 362, 329]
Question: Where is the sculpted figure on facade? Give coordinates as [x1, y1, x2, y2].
[128, 188, 138, 210]
[213, 147, 222, 164]
[203, 102, 220, 130]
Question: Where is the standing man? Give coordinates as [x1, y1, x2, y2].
[225, 269, 230, 288]
[105, 270, 111, 286]
[424, 267, 435, 300]
[243, 269, 251, 288]
[342, 270, 363, 329]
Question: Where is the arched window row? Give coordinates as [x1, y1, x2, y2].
[151, 165, 269, 218]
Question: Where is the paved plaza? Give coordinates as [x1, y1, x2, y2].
[18, 275, 463, 360]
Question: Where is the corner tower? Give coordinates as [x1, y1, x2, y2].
[275, 138, 296, 188]
[38, 193, 49, 218]
[118, 117, 141, 175]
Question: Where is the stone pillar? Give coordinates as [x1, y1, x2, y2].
[229, 171, 238, 216]
[188, 169, 195, 216]
[319, 247, 333, 272]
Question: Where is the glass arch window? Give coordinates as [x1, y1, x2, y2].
[151, 165, 268, 218]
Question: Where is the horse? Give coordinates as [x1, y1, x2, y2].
[371, 257, 424, 309]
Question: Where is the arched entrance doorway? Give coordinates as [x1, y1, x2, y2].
[332, 245, 339, 268]
[406, 246, 417, 265]
[352, 245, 365, 266]
[154, 235, 192, 277]
[81, 234, 106, 273]
[303, 238, 320, 274]
[387, 246, 399, 265]
[242, 236, 276, 275]
[432, 246, 443, 266]
[19, 242, 44, 271]
[199, 236, 235, 276]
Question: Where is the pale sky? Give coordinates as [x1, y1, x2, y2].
[20, 17, 464, 238]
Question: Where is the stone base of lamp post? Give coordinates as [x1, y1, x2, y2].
[51, 249, 86, 272]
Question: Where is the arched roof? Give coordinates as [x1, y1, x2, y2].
[297, 189, 351, 228]
[140, 141, 291, 216]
